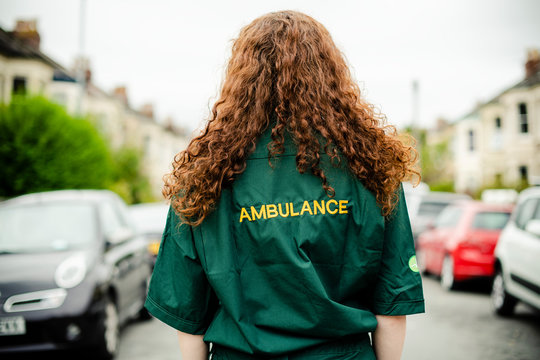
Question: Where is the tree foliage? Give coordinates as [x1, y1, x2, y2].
[0, 96, 113, 198]
[109, 146, 154, 204]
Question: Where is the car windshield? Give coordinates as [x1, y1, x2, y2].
[0, 202, 96, 253]
[435, 206, 463, 228]
[129, 203, 168, 234]
[472, 212, 510, 230]
[418, 201, 450, 218]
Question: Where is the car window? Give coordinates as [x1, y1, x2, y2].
[129, 204, 168, 234]
[515, 198, 540, 230]
[0, 202, 96, 253]
[100, 202, 124, 238]
[435, 206, 463, 228]
[472, 212, 510, 230]
[418, 201, 449, 216]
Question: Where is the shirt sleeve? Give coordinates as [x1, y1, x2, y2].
[371, 185, 425, 315]
[144, 206, 218, 334]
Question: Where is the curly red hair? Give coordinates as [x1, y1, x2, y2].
[163, 10, 419, 226]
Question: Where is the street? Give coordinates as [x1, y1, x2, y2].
[116, 276, 540, 360]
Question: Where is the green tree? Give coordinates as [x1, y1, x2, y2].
[404, 127, 455, 191]
[109, 146, 155, 204]
[0, 96, 113, 197]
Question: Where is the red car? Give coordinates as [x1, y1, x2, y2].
[416, 200, 513, 290]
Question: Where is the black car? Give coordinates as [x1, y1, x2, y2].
[0, 190, 152, 359]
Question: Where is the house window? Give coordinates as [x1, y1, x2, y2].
[468, 130, 475, 152]
[12, 76, 27, 94]
[518, 103, 528, 133]
[495, 117, 501, 129]
[519, 166, 528, 180]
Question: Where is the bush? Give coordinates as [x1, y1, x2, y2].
[0, 96, 113, 197]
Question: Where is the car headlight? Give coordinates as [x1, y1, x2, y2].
[55, 253, 87, 289]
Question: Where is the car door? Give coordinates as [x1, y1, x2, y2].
[509, 197, 540, 295]
[99, 201, 147, 321]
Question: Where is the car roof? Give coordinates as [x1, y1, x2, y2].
[518, 186, 540, 199]
[128, 202, 169, 211]
[449, 199, 513, 212]
[0, 189, 120, 208]
[419, 191, 471, 203]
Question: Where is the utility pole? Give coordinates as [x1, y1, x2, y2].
[76, 0, 87, 116]
[411, 80, 420, 145]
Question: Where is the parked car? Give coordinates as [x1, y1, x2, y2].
[128, 202, 169, 264]
[406, 191, 471, 242]
[492, 186, 540, 316]
[416, 200, 513, 290]
[0, 190, 152, 359]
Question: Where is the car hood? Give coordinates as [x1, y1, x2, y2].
[0, 250, 96, 300]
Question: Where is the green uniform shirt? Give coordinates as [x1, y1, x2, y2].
[145, 129, 425, 356]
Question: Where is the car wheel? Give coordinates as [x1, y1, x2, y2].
[440, 255, 457, 290]
[95, 297, 120, 359]
[138, 279, 152, 321]
[491, 268, 517, 316]
[138, 304, 152, 321]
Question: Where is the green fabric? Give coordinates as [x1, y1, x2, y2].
[145, 129, 424, 356]
[211, 333, 375, 359]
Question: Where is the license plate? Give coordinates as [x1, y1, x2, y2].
[0, 316, 26, 336]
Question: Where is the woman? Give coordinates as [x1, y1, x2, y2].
[145, 10, 424, 360]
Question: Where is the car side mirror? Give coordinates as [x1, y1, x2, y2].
[106, 227, 134, 248]
[525, 219, 540, 237]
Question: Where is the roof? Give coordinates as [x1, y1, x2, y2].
[485, 66, 540, 105]
[0, 189, 120, 208]
[0, 27, 65, 70]
[453, 64, 540, 122]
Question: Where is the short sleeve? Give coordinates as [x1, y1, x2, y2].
[371, 185, 425, 315]
[144, 207, 217, 334]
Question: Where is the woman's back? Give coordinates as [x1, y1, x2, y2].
[145, 10, 424, 360]
[146, 128, 424, 356]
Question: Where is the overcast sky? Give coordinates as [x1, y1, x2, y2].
[1, 0, 539, 132]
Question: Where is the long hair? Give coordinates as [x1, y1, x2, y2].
[163, 10, 419, 226]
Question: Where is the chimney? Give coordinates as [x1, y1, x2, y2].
[140, 103, 154, 120]
[11, 19, 41, 51]
[525, 49, 540, 79]
[113, 86, 129, 106]
[72, 56, 92, 84]
[164, 116, 175, 131]
[435, 117, 449, 131]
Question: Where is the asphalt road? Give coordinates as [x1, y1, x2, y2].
[117, 275, 540, 360]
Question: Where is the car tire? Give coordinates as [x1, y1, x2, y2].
[491, 268, 517, 317]
[138, 304, 152, 321]
[138, 279, 152, 321]
[440, 255, 457, 290]
[94, 297, 120, 360]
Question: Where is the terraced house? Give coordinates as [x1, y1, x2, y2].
[454, 49, 540, 194]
